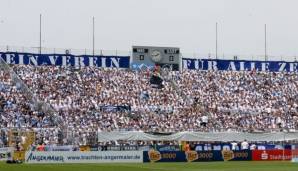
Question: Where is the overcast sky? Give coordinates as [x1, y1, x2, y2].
[0, 0, 298, 57]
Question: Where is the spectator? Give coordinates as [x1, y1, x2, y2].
[241, 139, 249, 150]
[231, 141, 238, 151]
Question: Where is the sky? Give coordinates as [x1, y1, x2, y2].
[0, 0, 298, 58]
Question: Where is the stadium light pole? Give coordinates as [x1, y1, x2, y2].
[92, 16, 95, 56]
[215, 22, 218, 59]
[265, 24, 267, 61]
[39, 14, 42, 54]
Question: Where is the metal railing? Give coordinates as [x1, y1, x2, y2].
[181, 52, 298, 62]
[0, 58, 61, 127]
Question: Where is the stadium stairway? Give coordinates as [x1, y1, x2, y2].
[0, 58, 63, 127]
[160, 67, 192, 105]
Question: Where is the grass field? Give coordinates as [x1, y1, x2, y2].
[1, 161, 298, 171]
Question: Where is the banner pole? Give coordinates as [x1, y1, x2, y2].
[39, 14, 42, 54]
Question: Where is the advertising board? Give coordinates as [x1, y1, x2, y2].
[252, 150, 292, 161]
[25, 151, 143, 163]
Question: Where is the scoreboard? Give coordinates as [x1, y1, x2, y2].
[132, 46, 180, 71]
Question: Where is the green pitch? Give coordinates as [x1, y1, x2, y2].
[1, 161, 298, 171]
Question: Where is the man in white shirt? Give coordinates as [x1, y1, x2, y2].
[231, 141, 238, 151]
[241, 139, 249, 150]
[201, 116, 208, 127]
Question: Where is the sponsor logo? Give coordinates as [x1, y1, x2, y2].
[26, 153, 64, 162]
[185, 151, 198, 162]
[261, 151, 268, 160]
[26, 151, 143, 163]
[221, 150, 234, 161]
[252, 150, 292, 161]
[131, 63, 154, 71]
[148, 150, 161, 162]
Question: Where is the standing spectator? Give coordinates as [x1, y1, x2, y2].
[231, 141, 238, 151]
[241, 139, 249, 150]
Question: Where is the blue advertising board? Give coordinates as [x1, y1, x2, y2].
[182, 58, 298, 72]
[143, 151, 186, 162]
[143, 150, 252, 162]
[0, 52, 130, 68]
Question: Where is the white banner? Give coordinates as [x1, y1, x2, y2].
[98, 131, 298, 142]
[25, 151, 143, 163]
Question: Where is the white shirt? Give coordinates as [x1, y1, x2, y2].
[231, 142, 238, 150]
[195, 145, 203, 151]
[241, 141, 249, 150]
[202, 116, 208, 123]
[250, 144, 256, 150]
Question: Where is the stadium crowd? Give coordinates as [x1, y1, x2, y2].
[0, 64, 298, 146]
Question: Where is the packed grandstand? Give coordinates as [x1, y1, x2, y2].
[0, 51, 297, 148]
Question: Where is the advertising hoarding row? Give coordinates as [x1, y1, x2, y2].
[15, 149, 293, 163]
[143, 150, 292, 162]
